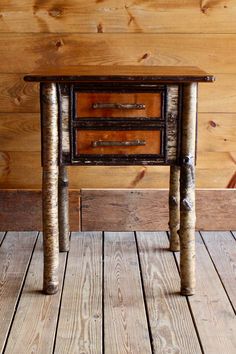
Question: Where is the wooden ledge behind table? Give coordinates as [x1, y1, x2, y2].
[0, 189, 235, 231]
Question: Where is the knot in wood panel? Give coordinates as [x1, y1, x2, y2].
[48, 8, 63, 18]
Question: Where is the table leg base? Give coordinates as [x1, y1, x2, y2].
[59, 244, 70, 253]
[43, 282, 59, 295]
[181, 287, 195, 296]
[169, 231, 180, 252]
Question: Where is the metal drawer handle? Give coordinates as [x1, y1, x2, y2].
[92, 103, 146, 110]
[92, 139, 146, 147]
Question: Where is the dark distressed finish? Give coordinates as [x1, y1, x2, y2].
[58, 82, 180, 166]
[24, 65, 215, 83]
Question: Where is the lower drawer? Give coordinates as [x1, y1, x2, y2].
[75, 130, 162, 155]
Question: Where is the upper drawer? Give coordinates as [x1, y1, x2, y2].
[75, 92, 163, 119]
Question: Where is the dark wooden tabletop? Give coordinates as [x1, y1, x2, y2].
[24, 66, 215, 83]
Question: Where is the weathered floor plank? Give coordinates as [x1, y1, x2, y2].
[0, 231, 38, 353]
[0, 230, 236, 354]
[201, 231, 236, 313]
[104, 232, 152, 354]
[0, 232, 5, 244]
[4, 233, 67, 354]
[54, 232, 102, 354]
[176, 232, 236, 354]
[136, 231, 202, 354]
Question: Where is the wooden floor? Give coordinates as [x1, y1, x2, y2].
[0, 231, 236, 354]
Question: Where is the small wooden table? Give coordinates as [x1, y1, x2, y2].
[24, 66, 214, 296]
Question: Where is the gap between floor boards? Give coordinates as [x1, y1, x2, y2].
[0, 231, 235, 354]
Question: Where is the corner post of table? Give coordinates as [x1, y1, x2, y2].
[58, 165, 70, 252]
[41, 82, 59, 295]
[179, 82, 197, 296]
[169, 166, 180, 251]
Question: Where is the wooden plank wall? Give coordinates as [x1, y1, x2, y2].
[0, 1, 236, 189]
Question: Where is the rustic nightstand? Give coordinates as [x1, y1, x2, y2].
[24, 66, 214, 296]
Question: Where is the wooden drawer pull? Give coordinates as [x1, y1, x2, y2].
[92, 139, 146, 147]
[92, 103, 146, 110]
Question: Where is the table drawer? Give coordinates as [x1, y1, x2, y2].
[75, 130, 162, 155]
[75, 92, 163, 119]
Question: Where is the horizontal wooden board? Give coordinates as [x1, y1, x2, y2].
[0, 113, 40, 151]
[81, 189, 236, 231]
[1, 113, 236, 153]
[1, 1, 236, 34]
[0, 190, 80, 231]
[0, 74, 38, 113]
[0, 151, 235, 189]
[198, 113, 236, 152]
[1, 74, 235, 114]
[0, 34, 234, 74]
[199, 74, 236, 113]
[1, 189, 235, 231]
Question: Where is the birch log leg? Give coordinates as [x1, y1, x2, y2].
[179, 83, 197, 296]
[58, 166, 70, 252]
[41, 83, 59, 295]
[169, 166, 180, 251]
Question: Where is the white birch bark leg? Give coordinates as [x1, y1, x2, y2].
[41, 82, 59, 295]
[179, 83, 197, 296]
[169, 165, 180, 251]
[58, 165, 70, 252]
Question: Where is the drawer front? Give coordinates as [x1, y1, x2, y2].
[75, 92, 163, 119]
[76, 130, 162, 155]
